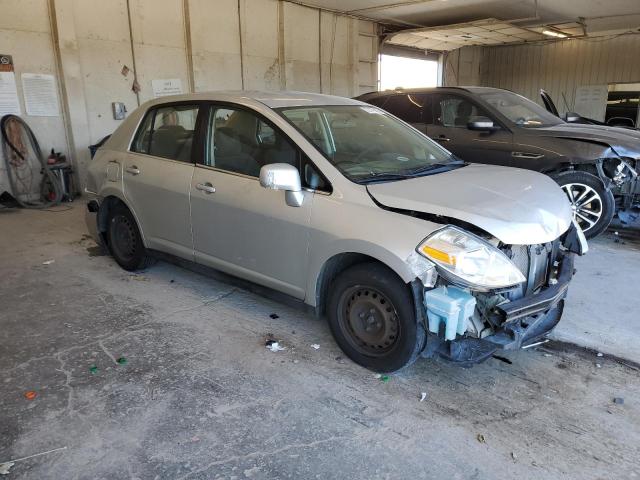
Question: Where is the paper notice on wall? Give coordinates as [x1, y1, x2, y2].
[0, 72, 21, 116]
[573, 85, 608, 122]
[152, 79, 183, 98]
[21, 73, 60, 116]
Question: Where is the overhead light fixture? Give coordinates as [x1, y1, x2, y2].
[542, 29, 568, 38]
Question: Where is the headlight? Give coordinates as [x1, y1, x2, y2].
[417, 226, 526, 290]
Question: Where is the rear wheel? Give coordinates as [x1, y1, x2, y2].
[107, 203, 153, 271]
[327, 263, 425, 373]
[552, 170, 615, 239]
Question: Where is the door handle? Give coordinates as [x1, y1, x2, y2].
[196, 182, 216, 194]
[125, 166, 140, 175]
[435, 135, 450, 143]
[511, 152, 544, 160]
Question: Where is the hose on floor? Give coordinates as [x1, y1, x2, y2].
[1, 114, 63, 208]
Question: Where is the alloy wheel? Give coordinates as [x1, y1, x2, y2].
[561, 182, 603, 233]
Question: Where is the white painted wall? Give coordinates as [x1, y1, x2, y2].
[0, 0, 379, 191]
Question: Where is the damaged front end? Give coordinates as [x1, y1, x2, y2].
[418, 221, 587, 366]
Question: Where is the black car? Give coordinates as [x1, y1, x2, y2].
[357, 87, 639, 238]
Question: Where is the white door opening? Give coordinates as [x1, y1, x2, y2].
[379, 54, 438, 91]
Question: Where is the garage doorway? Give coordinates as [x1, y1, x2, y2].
[379, 54, 439, 91]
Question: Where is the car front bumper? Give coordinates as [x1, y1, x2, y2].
[422, 251, 575, 366]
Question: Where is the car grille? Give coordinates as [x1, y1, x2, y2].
[500, 241, 557, 299]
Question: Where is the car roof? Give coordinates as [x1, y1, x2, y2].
[140, 90, 365, 109]
[357, 86, 507, 99]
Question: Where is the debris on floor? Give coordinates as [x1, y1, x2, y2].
[269, 313, 279, 319]
[595, 363, 602, 368]
[116, 357, 127, 365]
[0, 461, 14, 475]
[597, 352, 604, 357]
[0, 446, 67, 475]
[477, 434, 486, 444]
[374, 374, 390, 383]
[419, 392, 427, 402]
[89, 364, 99, 374]
[613, 397, 624, 405]
[265, 340, 285, 352]
[23, 391, 37, 400]
[128, 275, 148, 281]
[42, 259, 55, 265]
[310, 344, 320, 350]
[511, 451, 517, 461]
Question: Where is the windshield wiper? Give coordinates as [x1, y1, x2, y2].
[402, 160, 465, 176]
[354, 172, 414, 184]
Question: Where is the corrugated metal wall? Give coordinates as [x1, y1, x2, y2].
[478, 34, 640, 114]
[444, 34, 640, 116]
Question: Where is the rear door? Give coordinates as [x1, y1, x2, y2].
[189, 104, 324, 298]
[123, 103, 201, 259]
[426, 93, 513, 165]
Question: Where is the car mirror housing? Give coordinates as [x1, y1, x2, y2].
[259, 163, 304, 207]
[467, 117, 498, 131]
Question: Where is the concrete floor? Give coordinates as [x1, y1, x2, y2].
[1, 204, 639, 479]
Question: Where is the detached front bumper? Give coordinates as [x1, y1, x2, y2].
[423, 251, 576, 366]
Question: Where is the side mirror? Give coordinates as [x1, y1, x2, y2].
[259, 163, 304, 207]
[467, 116, 498, 131]
[565, 112, 580, 123]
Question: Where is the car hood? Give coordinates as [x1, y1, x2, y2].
[367, 164, 573, 245]
[533, 123, 640, 158]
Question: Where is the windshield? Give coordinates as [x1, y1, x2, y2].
[477, 90, 563, 127]
[278, 105, 460, 183]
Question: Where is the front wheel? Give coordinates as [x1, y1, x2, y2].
[552, 170, 615, 239]
[327, 263, 425, 373]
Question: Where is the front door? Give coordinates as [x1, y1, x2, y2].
[190, 104, 314, 298]
[123, 103, 201, 259]
[426, 93, 513, 166]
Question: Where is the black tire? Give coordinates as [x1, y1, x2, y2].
[551, 170, 615, 239]
[106, 203, 153, 271]
[327, 263, 425, 373]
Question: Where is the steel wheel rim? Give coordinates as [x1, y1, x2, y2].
[112, 215, 137, 261]
[561, 182, 603, 233]
[337, 286, 400, 357]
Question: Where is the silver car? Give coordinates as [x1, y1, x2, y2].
[85, 91, 587, 372]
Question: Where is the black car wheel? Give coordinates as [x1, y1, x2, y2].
[107, 203, 153, 271]
[552, 170, 615, 239]
[327, 263, 425, 373]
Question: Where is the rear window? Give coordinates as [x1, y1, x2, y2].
[131, 104, 199, 162]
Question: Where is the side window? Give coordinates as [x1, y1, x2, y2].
[434, 95, 489, 128]
[206, 106, 298, 178]
[381, 94, 427, 123]
[131, 111, 154, 154]
[132, 104, 199, 162]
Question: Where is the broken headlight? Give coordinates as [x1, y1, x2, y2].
[417, 226, 526, 290]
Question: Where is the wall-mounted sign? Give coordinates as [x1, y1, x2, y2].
[0, 54, 21, 116]
[21, 73, 60, 117]
[0, 54, 14, 72]
[152, 78, 183, 98]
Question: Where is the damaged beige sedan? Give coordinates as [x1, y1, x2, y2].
[85, 91, 587, 372]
